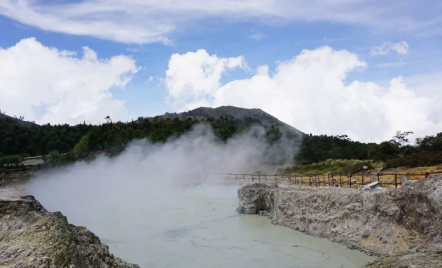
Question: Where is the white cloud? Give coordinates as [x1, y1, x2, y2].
[165, 47, 442, 142]
[0, 0, 436, 44]
[391, 41, 409, 54]
[371, 41, 409, 56]
[165, 49, 247, 109]
[0, 38, 139, 125]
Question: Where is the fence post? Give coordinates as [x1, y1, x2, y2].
[361, 174, 364, 186]
[349, 174, 352, 188]
[235, 174, 238, 181]
[394, 173, 398, 188]
[339, 174, 342, 187]
[377, 173, 380, 182]
[425, 172, 429, 178]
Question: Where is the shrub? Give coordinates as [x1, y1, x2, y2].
[369, 141, 400, 162]
[0, 155, 22, 166]
[71, 134, 90, 159]
[385, 151, 442, 168]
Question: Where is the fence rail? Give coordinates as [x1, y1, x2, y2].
[220, 171, 442, 189]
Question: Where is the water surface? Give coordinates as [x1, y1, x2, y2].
[29, 183, 376, 268]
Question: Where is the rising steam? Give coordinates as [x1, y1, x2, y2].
[26, 123, 297, 216]
[24, 124, 342, 268]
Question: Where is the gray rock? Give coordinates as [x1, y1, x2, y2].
[237, 175, 442, 257]
[0, 196, 139, 268]
[362, 229, 371, 238]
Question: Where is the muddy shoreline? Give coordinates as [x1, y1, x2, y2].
[237, 175, 442, 267]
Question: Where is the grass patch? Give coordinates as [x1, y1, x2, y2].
[281, 159, 384, 175]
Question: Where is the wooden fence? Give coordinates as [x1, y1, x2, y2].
[220, 171, 442, 189]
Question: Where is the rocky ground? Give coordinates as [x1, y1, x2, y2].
[237, 175, 442, 268]
[0, 195, 139, 268]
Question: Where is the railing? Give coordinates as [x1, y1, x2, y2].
[220, 171, 442, 189]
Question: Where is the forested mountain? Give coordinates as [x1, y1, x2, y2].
[0, 111, 37, 127]
[1, 106, 295, 157]
[143, 106, 303, 136]
[1, 106, 442, 170]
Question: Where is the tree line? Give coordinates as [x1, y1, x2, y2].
[1, 117, 442, 169]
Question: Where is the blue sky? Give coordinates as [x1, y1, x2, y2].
[0, 0, 441, 142]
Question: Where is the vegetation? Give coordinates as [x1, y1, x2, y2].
[385, 132, 442, 168]
[0, 118, 91, 156]
[0, 116, 256, 160]
[0, 155, 22, 166]
[1, 113, 442, 172]
[295, 134, 376, 164]
[282, 159, 383, 175]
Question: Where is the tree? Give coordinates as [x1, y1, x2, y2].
[2, 137, 15, 155]
[336, 135, 351, 141]
[369, 141, 400, 162]
[390, 131, 413, 147]
[416, 132, 442, 152]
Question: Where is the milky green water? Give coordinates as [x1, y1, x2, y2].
[32, 184, 376, 268]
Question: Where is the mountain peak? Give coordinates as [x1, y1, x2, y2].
[144, 106, 303, 136]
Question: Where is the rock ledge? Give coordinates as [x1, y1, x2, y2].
[237, 176, 442, 267]
[0, 195, 139, 268]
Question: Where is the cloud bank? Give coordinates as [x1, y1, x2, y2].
[0, 38, 139, 125]
[0, 0, 438, 44]
[165, 47, 442, 143]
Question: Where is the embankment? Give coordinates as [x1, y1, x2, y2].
[237, 175, 442, 267]
[0, 195, 139, 268]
